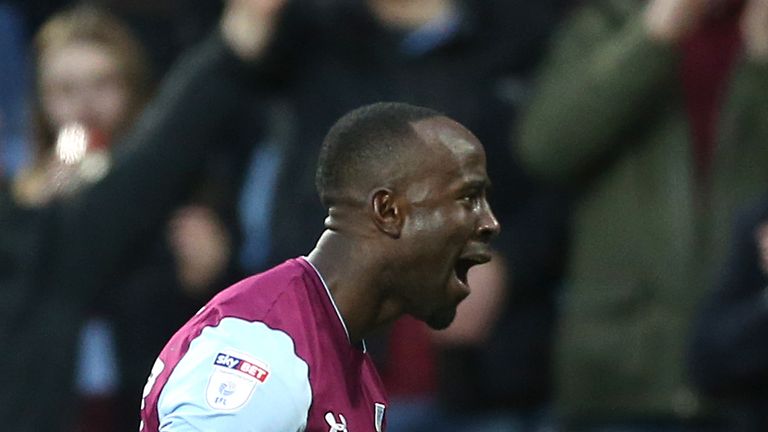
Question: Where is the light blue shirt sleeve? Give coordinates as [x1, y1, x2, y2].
[157, 317, 311, 432]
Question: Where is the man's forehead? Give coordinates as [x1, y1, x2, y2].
[410, 116, 483, 158]
[407, 116, 489, 188]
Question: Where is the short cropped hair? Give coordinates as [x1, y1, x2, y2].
[315, 102, 443, 207]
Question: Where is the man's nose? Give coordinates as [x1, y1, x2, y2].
[477, 202, 501, 242]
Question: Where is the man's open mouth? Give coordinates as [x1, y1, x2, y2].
[454, 253, 492, 285]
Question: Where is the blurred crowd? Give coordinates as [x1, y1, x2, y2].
[1, 0, 767, 431]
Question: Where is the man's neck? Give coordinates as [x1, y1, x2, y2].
[307, 231, 402, 343]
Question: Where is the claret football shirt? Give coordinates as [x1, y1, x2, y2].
[139, 257, 388, 431]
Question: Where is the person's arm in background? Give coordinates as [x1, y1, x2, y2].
[50, 0, 289, 296]
[689, 196, 768, 397]
[517, 0, 713, 182]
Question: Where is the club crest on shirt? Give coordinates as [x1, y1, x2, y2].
[205, 351, 270, 411]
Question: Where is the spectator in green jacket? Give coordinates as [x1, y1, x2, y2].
[518, 0, 768, 429]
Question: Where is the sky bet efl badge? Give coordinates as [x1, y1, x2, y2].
[206, 350, 270, 411]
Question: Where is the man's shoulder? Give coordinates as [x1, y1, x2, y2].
[146, 314, 312, 432]
[155, 256, 322, 379]
[204, 257, 312, 321]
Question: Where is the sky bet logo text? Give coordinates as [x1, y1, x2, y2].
[214, 353, 269, 382]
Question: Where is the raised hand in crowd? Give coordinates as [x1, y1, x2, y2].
[220, 0, 288, 60]
[644, 0, 723, 42]
[742, 0, 768, 61]
[755, 221, 768, 274]
[167, 205, 232, 298]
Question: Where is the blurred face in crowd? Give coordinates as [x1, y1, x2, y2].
[38, 41, 130, 140]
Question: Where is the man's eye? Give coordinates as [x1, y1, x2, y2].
[461, 194, 480, 204]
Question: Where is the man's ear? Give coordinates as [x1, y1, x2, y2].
[371, 188, 403, 238]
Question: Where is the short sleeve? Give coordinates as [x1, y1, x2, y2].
[156, 317, 311, 432]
